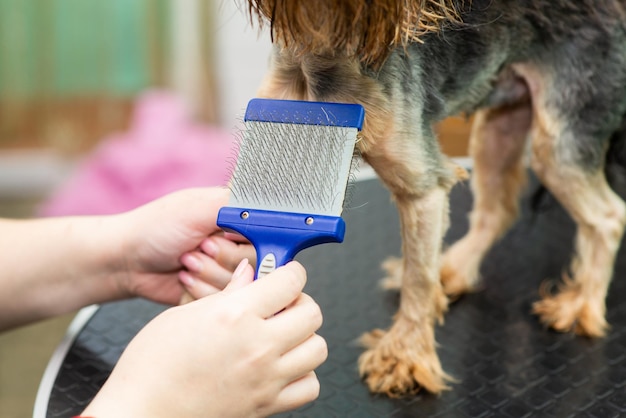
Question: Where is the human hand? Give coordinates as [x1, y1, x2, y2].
[111, 187, 255, 305]
[0, 187, 256, 330]
[179, 233, 257, 300]
[82, 260, 328, 418]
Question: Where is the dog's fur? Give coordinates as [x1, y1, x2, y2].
[246, 0, 626, 397]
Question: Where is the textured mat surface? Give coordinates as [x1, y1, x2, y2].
[45, 177, 626, 418]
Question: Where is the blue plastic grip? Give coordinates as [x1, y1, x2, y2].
[244, 98, 365, 129]
[217, 206, 346, 279]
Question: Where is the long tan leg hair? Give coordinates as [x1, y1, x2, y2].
[529, 116, 626, 337]
[509, 64, 626, 337]
[358, 184, 454, 395]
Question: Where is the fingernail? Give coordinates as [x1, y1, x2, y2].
[232, 258, 249, 280]
[182, 254, 202, 272]
[178, 271, 195, 287]
[202, 239, 219, 257]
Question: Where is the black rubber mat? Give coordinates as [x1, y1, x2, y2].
[45, 177, 626, 418]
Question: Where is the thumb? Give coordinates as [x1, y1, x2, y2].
[224, 258, 254, 292]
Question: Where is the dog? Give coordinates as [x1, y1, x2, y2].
[245, 0, 626, 397]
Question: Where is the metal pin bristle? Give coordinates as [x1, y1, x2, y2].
[227, 109, 360, 216]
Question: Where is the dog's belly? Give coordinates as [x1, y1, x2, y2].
[481, 68, 531, 109]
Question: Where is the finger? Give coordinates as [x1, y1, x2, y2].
[277, 333, 328, 383]
[267, 293, 323, 352]
[201, 236, 257, 271]
[180, 251, 232, 289]
[234, 261, 307, 318]
[178, 270, 222, 299]
[223, 231, 250, 243]
[269, 372, 321, 416]
[223, 258, 254, 293]
[208, 230, 249, 243]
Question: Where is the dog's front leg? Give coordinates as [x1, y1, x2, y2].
[359, 186, 453, 396]
[359, 138, 456, 395]
[441, 101, 532, 297]
[255, 48, 455, 395]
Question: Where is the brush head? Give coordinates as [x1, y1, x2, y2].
[228, 99, 364, 216]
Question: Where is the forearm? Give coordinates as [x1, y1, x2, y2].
[0, 215, 127, 330]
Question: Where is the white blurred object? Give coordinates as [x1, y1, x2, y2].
[211, 1, 272, 130]
[0, 151, 75, 199]
[170, 0, 204, 116]
[169, 1, 271, 128]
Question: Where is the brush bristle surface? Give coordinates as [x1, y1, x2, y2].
[229, 120, 359, 216]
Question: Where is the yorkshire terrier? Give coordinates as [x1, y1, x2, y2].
[245, 0, 626, 397]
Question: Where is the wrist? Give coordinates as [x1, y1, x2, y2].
[71, 214, 132, 303]
[61, 213, 133, 304]
[95, 212, 135, 300]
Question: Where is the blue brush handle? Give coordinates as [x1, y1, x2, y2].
[217, 206, 345, 279]
[245, 98, 365, 129]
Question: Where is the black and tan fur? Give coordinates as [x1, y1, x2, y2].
[246, 0, 626, 396]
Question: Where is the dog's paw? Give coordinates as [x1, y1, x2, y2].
[440, 243, 482, 298]
[358, 325, 453, 397]
[440, 259, 481, 299]
[532, 280, 608, 338]
[440, 263, 472, 299]
[379, 256, 402, 290]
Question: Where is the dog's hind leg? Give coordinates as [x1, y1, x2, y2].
[530, 129, 626, 337]
[441, 99, 532, 297]
[516, 62, 626, 337]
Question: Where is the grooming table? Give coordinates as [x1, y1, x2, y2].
[36, 176, 626, 418]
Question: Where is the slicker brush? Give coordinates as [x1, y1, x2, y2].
[218, 98, 365, 278]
